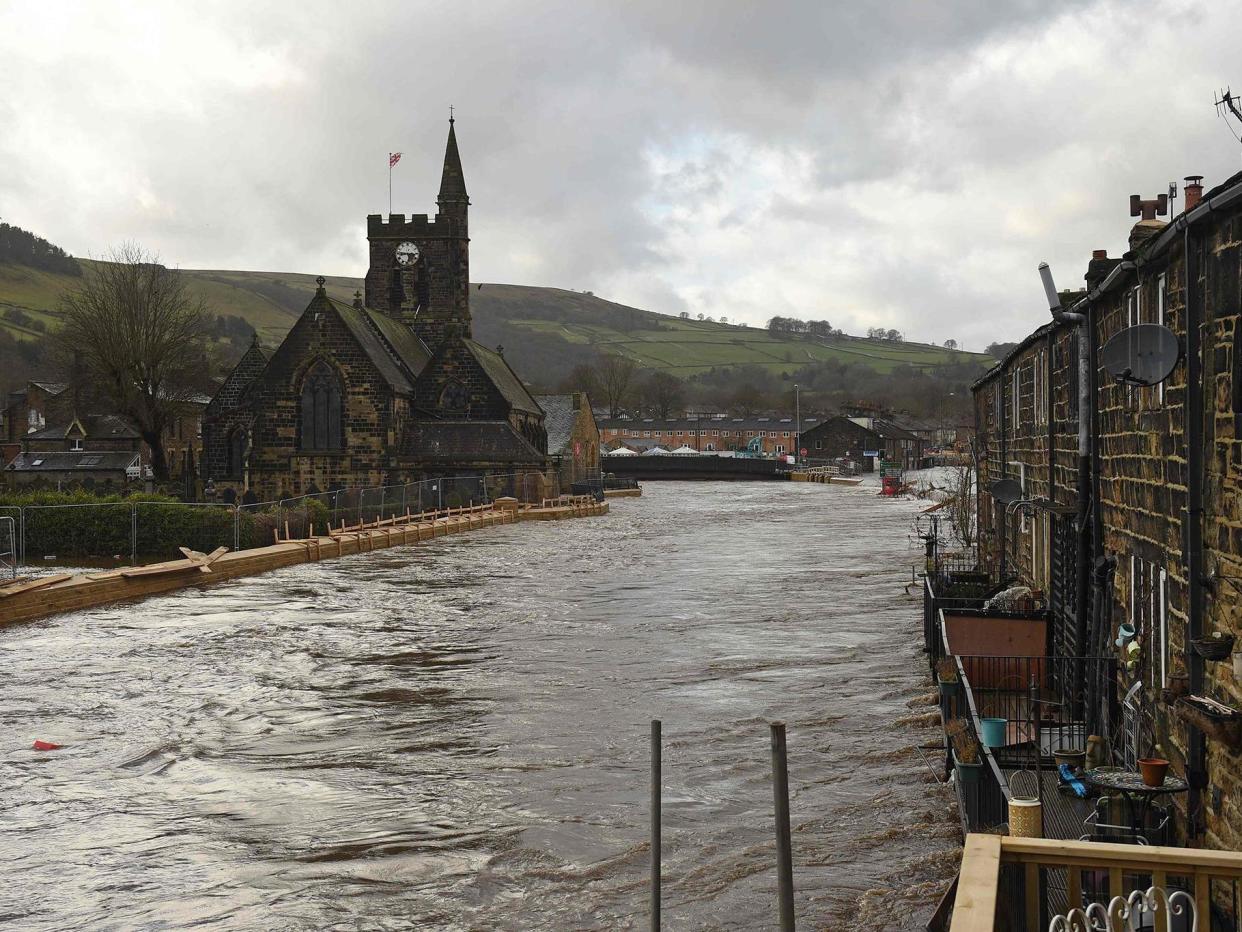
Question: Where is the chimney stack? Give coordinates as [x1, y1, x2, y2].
[1092, 249, 1107, 260]
[1184, 175, 1204, 213]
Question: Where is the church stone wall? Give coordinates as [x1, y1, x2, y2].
[245, 304, 399, 500]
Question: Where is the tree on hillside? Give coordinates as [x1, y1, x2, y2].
[640, 370, 686, 419]
[58, 244, 211, 481]
[557, 362, 602, 401]
[596, 354, 638, 417]
[943, 339, 958, 350]
[0, 223, 81, 275]
[729, 382, 766, 416]
[985, 341, 1018, 359]
[885, 329, 904, 341]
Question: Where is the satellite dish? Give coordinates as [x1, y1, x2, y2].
[1101, 324, 1180, 386]
[990, 479, 1023, 505]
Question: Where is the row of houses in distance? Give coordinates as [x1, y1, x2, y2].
[971, 170, 1242, 851]
[598, 406, 965, 471]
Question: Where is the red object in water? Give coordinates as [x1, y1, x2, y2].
[32, 740, 62, 751]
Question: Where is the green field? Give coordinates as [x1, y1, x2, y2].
[0, 263, 991, 379]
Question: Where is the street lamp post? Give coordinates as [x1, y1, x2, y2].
[794, 383, 800, 463]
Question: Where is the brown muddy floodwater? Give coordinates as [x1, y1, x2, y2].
[1, 479, 960, 930]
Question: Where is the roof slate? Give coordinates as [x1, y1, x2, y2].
[534, 394, 577, 454]
[399, 420, 546, 463]
[464, 340, 541, 414]
[25, 414, 139, 441]
[7, 450, 139, 471]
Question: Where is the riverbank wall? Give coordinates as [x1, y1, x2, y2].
[0, 496, 608, 627]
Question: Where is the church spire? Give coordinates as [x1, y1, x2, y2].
[436, 113, 469, 213]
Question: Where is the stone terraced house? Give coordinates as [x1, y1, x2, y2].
[202, 121, 549, 501]
[972, 169, 1242, 851]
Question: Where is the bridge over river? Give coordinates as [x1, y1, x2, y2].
[604, 453, 794, 480]
[1, 478, 957, 930]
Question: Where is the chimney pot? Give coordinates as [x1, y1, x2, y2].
[1184, 175, 1205, 213]
[1093, 249, 1107, 260]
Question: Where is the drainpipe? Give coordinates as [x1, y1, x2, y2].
[1040, 263, 1093, 660]
[1184, 224, 1207, 832]
[999, 357, 1008, 581]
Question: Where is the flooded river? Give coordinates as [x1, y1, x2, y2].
[1, 480, 959, 930]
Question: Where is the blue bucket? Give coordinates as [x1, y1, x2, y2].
[980, 717, 1007, 748]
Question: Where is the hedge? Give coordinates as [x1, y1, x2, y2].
[0, 491, 329, 562]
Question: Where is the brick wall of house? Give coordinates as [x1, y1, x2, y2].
[971, 174, 1242, 850]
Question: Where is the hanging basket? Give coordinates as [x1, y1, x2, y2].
[1007, 770, 1043, 838]
[1191, 633, 1235, 661]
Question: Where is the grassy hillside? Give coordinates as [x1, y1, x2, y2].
[0, 262, 991, 381]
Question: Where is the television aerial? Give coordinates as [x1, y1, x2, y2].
[1100, 323, 1181, 386]
[1215, 87, 1242, 154]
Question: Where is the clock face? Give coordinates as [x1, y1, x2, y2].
[395, 241, 420, 266]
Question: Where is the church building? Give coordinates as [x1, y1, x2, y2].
[202, 120, 549, 501]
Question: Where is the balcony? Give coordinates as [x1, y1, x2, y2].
[948, 834, 1242, 930]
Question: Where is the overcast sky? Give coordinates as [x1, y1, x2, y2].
[2, 0, 1241, 350]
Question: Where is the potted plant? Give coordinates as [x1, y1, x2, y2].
[935, 658, 958, 701]
[949, 720, 984, 783]
[1192, 632, 1236, 661]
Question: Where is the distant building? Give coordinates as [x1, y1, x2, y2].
[536, 392, 600, 487]
[798, 416, 884, 471]
[5, 414, 143, 488]
[598, 416, 820, 456]
[202, 120, 550, 501]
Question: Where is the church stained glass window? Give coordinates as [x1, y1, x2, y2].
[300, 362, 343, 450]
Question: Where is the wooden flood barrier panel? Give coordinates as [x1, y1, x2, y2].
[0, 497, 608, 627]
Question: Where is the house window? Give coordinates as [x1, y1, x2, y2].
[70, 438, 83, 451]
[228, 428, 248, 478]
[299, 361, 343, 451]
[815, 440, 822, 450]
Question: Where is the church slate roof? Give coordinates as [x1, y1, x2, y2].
[534, 394, 577, 455]
[363, 306, 432, 377]
[463, 340, 542, 415]
[208, 337, 268, 413]
[399, 420, 545, 463]
[330, 297, 423, 394]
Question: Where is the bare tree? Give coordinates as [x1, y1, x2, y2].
[596, 354, 638, 417]
[641, 370, 686, 419]
[557, 362, 602, 400]
[59, 244, 211, 481]
[945, 438, 978, 550]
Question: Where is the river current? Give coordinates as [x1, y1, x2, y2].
[1, 479, 959, 930]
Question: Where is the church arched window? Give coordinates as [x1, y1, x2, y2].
[228, 428, 248, 477]
[300, 361, 344, 451]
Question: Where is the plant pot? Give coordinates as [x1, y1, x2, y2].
[1138, 757, 1170, 787]
[953, 750, 983, 783]
[937, 680, 956, 702]
[1053, 748, 1086, 771]
[1192, 633, 1236, 661]
[980, 717, 1007, 748]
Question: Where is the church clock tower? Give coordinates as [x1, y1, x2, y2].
[364, 118, 471, 350]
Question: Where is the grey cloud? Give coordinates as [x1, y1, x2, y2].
[1, 0, 1240, 350]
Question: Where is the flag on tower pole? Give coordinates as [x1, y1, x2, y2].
[388, 152, 402, 214]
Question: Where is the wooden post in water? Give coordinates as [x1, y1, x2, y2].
[771, 721, 795, 931]
[651, 718, 661, 932]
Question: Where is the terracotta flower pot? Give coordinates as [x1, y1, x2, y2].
[1138, 757, 1170, 787]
